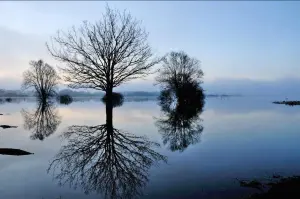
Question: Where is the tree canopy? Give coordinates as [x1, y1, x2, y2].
[156, 51, 204, 90]
[22, 59, 59, 99]
[47, 5, 161, 95]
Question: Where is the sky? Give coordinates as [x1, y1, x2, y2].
[0, 1, 300, 95]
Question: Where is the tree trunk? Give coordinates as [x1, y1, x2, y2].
[106, 86, 113, 100]
[41, 95, 47, 105]
[106, 95, 113, 134]
[106, 85, 113, 128]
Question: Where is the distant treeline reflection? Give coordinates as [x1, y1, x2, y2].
[155, 51, 205, 152]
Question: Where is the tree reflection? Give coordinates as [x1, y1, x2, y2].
[21, 99, 61, 141]
[48, 100, 166, 199]
[156, 82, 205, 152]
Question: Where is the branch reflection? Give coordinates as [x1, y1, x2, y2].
[21, 100, 61, 141]
[48, 99, 166, 199]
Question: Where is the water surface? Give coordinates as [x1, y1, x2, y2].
[1, 96, 300, 199]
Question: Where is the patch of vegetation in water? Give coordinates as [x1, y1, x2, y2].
[273, 101, 300, 106]
[0, 125, 17, 129]
[57, 94, 73, 105]
[102, 92, 124, 107]
[5, 97, 12, 102]
[239, 175, 300, 199]
[0, 148, 33, 156]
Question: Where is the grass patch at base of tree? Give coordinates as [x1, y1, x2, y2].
[57, 94, 73, 105]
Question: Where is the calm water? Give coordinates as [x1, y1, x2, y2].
[1, 96, 300, 199]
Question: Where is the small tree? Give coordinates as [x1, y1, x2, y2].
[47, 5, 161, 98]
[156, 51, 204, 90]
[22, 60, 59, 100]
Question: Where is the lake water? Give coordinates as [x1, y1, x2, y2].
[1, 96, 300, 199]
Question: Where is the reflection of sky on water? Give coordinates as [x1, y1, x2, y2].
[0, 96, 300, 198]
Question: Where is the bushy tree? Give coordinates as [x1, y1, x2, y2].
[22, 60, 59, 100]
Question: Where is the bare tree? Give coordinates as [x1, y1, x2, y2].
[47, 5, 161, 98]
[156, 51, 204, 90]
[22, 60, 60, 100]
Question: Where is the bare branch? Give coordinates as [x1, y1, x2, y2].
[156, 51, 204, 90]
[47, 5, 162, 94]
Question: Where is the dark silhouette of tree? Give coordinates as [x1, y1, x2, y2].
[22, 60, 60, 101]
[156, 87, 205, 152]
[47, 5, 161, 99]
[156, 51, 204, 91]
[21, 100, 61, 141]
[48, 99, 166, 199]
[155, 50, 205, 152]
[156, 73, 205, 152]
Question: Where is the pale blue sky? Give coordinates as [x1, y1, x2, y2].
[0, 1, 300, 93]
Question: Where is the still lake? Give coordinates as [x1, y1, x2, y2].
[1, 96, 300, 199]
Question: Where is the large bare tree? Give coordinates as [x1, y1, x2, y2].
[47, 5, 161, 98]
[22, 60, 60, 100]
